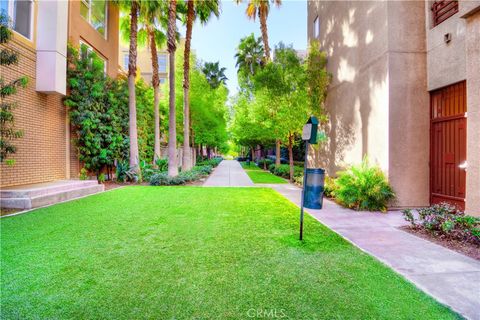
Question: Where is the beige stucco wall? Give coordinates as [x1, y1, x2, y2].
[425, 1, 467, 90]
[308, 1, 429, 207]
[387, 1, 429, 207]
[464, 11, 480, 216]
[307, 0, 389, 173]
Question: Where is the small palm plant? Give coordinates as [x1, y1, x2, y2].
[334, 157, 395, 212]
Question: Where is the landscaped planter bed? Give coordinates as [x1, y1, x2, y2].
[400, 226, 480, 261]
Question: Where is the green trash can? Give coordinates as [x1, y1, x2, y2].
[303, 168, 325, 209]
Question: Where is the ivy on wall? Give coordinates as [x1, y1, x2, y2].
[64, 44, 155, 177]
[0, 13, 28, 165]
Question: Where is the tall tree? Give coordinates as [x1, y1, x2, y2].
[182, 0, 220, 171]
[237, 0, 281, 61]
[141, 2, 167, 167]
[167, 0, 178, 176]
[120, 1, 167, 168]
[201, 62, 228, 89]
[127, 1, 141, 175]
[234, 33, 264, 78]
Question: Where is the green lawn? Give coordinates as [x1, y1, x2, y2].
[245, 170, 288, 184]
[240, 162, 261, 170]
[1, 187, 458, 319]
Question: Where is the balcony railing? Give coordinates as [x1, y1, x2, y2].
[432, 0, 459, 27]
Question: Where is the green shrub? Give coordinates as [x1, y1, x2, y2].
[98, 173, 106, 183]
[150, 165, 213, 186]
[323, 176, 336, 198]
[79, 168, 88, 180]
[196, 157, 222, 168]
[268, 163, 276, 173]
[334, 158, 395, 211]
[140, 160, 156, 181]
[257, 158, 273, 167]
[150, 173, 185, 186]
[155, 158, 168, 172]
[116, 161, 139, 183]
[293, 174, 303, 185]
[192, 165, 213, 175]
[272, 164, 303, 179]
[402, 203, 480, 245]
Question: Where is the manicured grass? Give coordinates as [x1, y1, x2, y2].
[240, 162, 261, 170]
[245, 170, 288, 184]
[1, 187, 458, 319]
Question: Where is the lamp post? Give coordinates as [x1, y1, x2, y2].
[299, 116, 319, 240]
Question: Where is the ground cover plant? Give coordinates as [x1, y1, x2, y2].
[1, 187, 459, 319]
[403, 202, 480, 245]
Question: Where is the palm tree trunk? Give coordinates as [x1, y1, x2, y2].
[182, 0, 194, 171]
[191, 127, 196, 165]
[259, 9, 270, 61]
[149, 27, 161, 168]
[288, 133, 294, 182]
[167, 0, 178, 177]
[128, 1, 140, 175]
[275, 139, 281, 166]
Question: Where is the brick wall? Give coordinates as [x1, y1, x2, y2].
[0, 37, 67, 187]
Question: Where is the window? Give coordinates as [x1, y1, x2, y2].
[431, 0, 458, 27]
[80, 0, 107, 37]
[313, 16, 319, 38]
[159, 77, 166, 85]
[123, 53, 129, 71]
[80, 41, 107, 74]
[2, 0, 34, 40]
[158, 54, 167, 73]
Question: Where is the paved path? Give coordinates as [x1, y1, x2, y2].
[203, 160, 254, 187]
[268, 183, 480, 320]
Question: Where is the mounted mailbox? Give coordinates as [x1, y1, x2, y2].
[301, 116, 319, 144]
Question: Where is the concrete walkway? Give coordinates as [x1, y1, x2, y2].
[203, 160, 254, 187]
[268, 183, 480, 320]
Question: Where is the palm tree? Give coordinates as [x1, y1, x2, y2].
[142, 2, 167, 167]
[182, 0, 220, 171]
[120, 1, 167, 168]
[234, 33, 264, 77]
[236, 0, 281, 61]
[201, 62, 227, 89]
[167, 0, 178, 176]
[127, 0, 141, 176]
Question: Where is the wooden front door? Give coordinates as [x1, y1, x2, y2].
[430, 81, 467, 209]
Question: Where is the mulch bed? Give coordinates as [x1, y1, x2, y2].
[400, 226, 480, 261]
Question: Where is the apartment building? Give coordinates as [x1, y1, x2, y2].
[0, 0, 119, 190]
[119, 43, 168, 84]
[307, 0, 479, 215]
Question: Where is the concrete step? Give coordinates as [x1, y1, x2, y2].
[1, 182, 104, 210]
[0, 180, 99, 198]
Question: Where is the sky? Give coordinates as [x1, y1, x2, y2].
[180, 0, 307, 96]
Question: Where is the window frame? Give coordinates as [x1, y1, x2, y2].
[2, 0, 34, 41]
[79, 40, 107, 75]
[80, 0, 108, 39]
